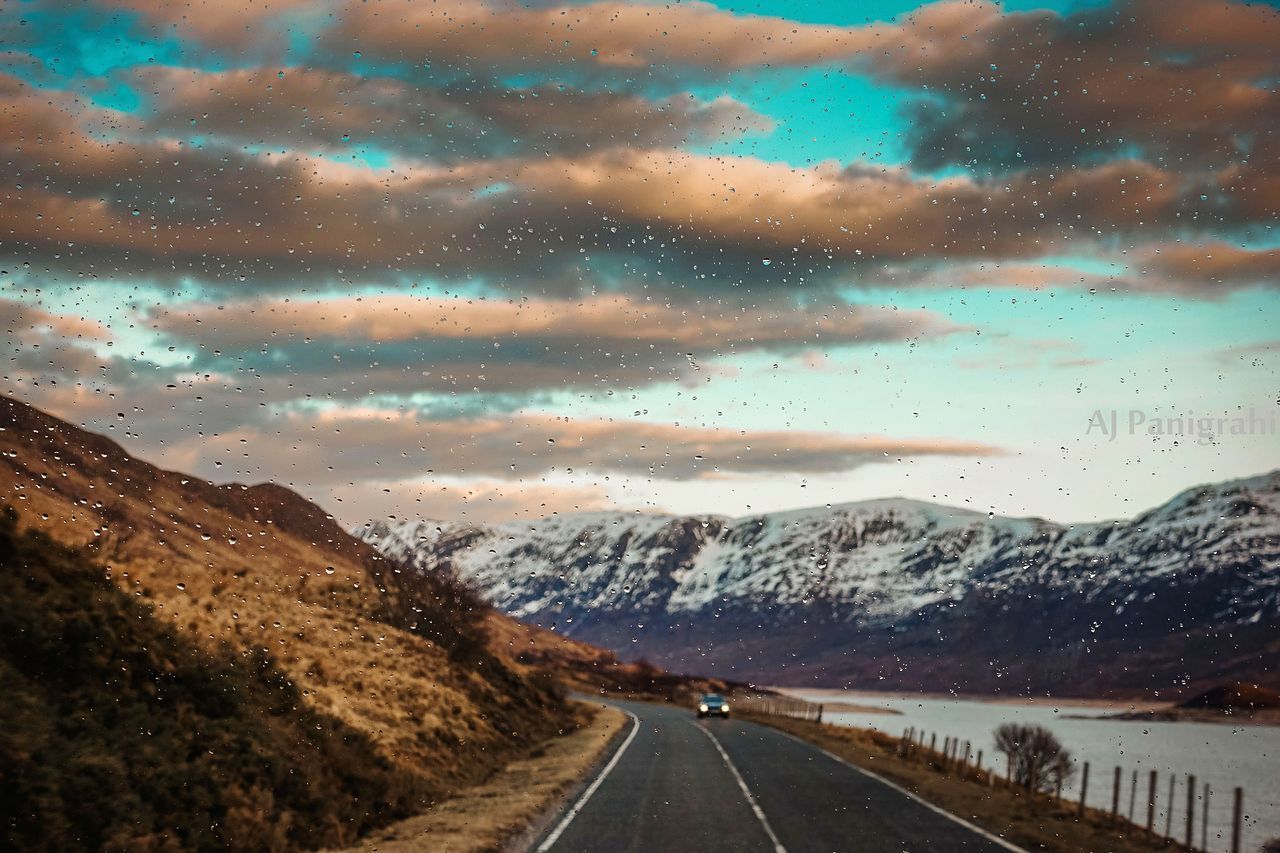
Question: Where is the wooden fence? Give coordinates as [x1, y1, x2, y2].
[732, 692, 825, 722]
[735, 702, 1250, 853]
[892, 726, 1247, 853]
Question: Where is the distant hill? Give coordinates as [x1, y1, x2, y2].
[1179, 682, 1280, 710]
[0, 394, 571, 849]
[357, 473, 1280, 698]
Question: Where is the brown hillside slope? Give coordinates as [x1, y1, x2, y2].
[0, 394, 567, 805]
[1, 515, 425, 850]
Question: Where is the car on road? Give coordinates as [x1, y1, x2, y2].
[697, 694, 730, 718]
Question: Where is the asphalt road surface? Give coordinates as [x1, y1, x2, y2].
[535, 698, 1023, 853]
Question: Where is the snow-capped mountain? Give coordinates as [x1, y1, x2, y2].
[354, 472, 1280, 696]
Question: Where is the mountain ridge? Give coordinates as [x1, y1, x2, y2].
[356, 470, 1280, 697]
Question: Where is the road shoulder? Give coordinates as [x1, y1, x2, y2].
[332, 701, 627, 853]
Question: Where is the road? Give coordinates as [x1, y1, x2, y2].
[535, 698, 1022, 853]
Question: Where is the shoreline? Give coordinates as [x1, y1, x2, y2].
[772, 687, 1280, 726]
[772, 687, 1169, 713]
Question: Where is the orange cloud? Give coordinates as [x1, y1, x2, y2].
[149, 293, 958, 347]
[165, 407, 1002, 486]
[326, 477, 612, 525]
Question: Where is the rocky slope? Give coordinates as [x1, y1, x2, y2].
[355, 473, 1280, 696]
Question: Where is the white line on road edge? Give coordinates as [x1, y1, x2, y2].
[768, 727, 1027, 853]
[695, 723, 788, 853]
[536, 709, 640, 852]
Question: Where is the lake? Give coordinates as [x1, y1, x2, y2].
[786, 690, 1280, 853]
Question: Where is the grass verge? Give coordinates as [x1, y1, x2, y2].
[332, 702, 627, 853]
[740, 713, 1190, 853]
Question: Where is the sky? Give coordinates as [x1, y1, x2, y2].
[1, 0, 1277, 526]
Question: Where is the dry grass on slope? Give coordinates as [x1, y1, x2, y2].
[335, 702, 628, 853]
[0, 395, 568, 807]
[1, 515, 425, 851]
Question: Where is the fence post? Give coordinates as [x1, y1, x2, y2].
[976, 749, 983, 777]
[1078, 762, 1090, 818]
[1184, 774, 1195, 849]
[1146, 770, 1157, 839]
[1166, 774, 1176, 839]
[1129, 769, 1138, 823]
[1112, 765, 1122, 824]
[1231, 787, 1243, 853]
[817, 704, 823, 724]
[1201, 782, 1209, 852]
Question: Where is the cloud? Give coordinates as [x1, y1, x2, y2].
[3, 317, 1001, 497]
[137, 66, 772, 159]
[321, 0, 877, 72]
[2, 70, 1269, 298]
[1136, 244, 1280, 296]
[104, 0, 877, 70]
[864, 242, 1280, 298]
[57, 0, 1280, 184]
[5, 0, 1277, 305]
[328, 477, 612, 525]
[0, 298, 111, 343]
[150, 292, 957, 347]
[141, 292, 961, 403]
[157, 406, 1003, 487]
[494, 151, 1216, 275]
[869, 0, 1280, 174]
[1213, 339, 1277, 366]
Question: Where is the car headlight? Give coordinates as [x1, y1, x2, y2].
[721, 702, 729, 709]
[699, 704, 709, 712]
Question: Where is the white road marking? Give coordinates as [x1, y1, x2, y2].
[536, 709, 641, 852]
[695, 723, 789, 853]
[767, 727, 1028, 853]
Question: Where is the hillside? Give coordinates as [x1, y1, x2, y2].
[0, 513, 422, 850]
[356, 473, 1280, 697]
[0, 394, 571, 848]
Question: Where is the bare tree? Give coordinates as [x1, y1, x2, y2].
[994, 723, 1075, 793]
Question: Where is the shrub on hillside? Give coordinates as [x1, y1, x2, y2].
[993, 722, 1075, 793]
[367, 554, 493, 663]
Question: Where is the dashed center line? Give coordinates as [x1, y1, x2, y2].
[694, 723, 788, 853]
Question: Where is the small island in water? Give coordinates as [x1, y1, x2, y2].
[1090, 682, 1280, 725]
